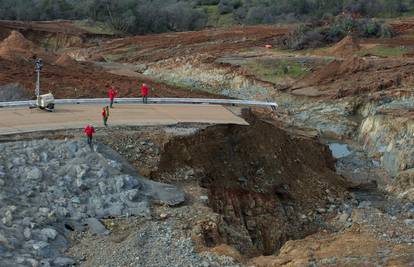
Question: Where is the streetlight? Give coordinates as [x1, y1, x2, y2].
[30, 58, 54, 111]
[34, 58, 43, 97]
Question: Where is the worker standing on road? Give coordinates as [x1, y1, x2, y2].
[108, 86, 117, 108]
[141, 83, 149, 104]
[102, 106, 109, 126]
[84, 124, 95, 149]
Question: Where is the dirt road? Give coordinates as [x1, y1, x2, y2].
[0, 104, 248, 135]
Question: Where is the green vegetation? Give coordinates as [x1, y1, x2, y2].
[0, 0, 413, 35]
[282, 15, 395, 50]
[245, 59, 309, 83]
[204, 5, 235, 27]
[357, 45, 409, 57]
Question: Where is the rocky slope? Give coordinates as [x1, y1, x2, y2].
[0, 139, 184, 266]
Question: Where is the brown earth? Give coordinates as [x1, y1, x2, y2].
[0, 30, 54, 61]
[89, 25, 288, 63]
[291, 56, 413, 98]
[250, 226, 414, 267]
[0, 20, 115, 49]
[0, 25, 286, 99]
[153, 111, 347, 257]
[55, 53, 78, 67]
[325, 36, 361, 57]
[2, 20, 414, 102]
[390, 18, 414, 35]
[0, 56, 224, 99]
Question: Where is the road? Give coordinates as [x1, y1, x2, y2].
[0, 104, 248, 135]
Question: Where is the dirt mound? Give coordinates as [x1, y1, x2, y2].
[326, 35, 361, 57]
[154, 112, 347, 256]
[299, 56, 369, 87]
[55, 53, 78, 66]
[0, 30, 50, 61]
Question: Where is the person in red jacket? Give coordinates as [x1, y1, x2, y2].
[141, 83, 149, 104]
[102, 106, 109, 126]
[84, 124, 95, 149]
[108, 86, 117, 108]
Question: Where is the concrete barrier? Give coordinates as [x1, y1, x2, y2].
[0, 98, 277, 108]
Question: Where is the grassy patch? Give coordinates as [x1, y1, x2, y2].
[244, 59, 310, 83]
[357, 46, 409, 57]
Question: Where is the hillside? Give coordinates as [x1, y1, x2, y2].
[1, 0, 414, 35]
[0, 3, 414, 266]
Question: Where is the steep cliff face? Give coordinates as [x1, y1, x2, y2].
[358, 110, 414, 200]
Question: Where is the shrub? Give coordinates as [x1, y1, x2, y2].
[283, 24, 325, 50]
[282, 17, 395, 50]
[218, 0, 233, 14]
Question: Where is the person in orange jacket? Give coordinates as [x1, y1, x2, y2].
[84, 124, 95, 149]
[141, 83, 149, 104]
[108, 86, 117, 108]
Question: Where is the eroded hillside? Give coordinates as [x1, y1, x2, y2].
[0, 18, 414, 267]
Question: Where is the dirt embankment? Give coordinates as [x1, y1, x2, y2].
[0, 30, 226, 99]
[152, 112, 346, 257]
[325, 36, 361, 58]
[0, 30, 54, 62]
[89, 25, 287, 63]
[0, 20, 115, 50]
[292, 55, 414, 98]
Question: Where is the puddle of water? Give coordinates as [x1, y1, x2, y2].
[329, 143, 352, 159]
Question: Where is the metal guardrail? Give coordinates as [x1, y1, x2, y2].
[0, 98, 278, 108]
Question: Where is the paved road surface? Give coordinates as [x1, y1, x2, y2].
[0, 104, 248, 135]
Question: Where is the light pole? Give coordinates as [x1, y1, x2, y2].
[34, 58, 43, 97]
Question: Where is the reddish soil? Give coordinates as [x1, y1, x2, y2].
[0, 20, 91, 35]
[0, 20, 113, 41]
[91, 25, 288, 63]
[292, 55, 414, 98]
[1, 20, 413, 102]
[54, 54, 78, 67]
[390, 18, 414, 35]
[0, 57, 222, 99]
[325, 36, 361, 57]
[0, 28, 238, 99]
[0, 25, 288, 100]
[0, 30, 54, 61]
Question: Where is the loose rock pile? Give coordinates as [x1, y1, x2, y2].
[0, 139, 184, 266]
